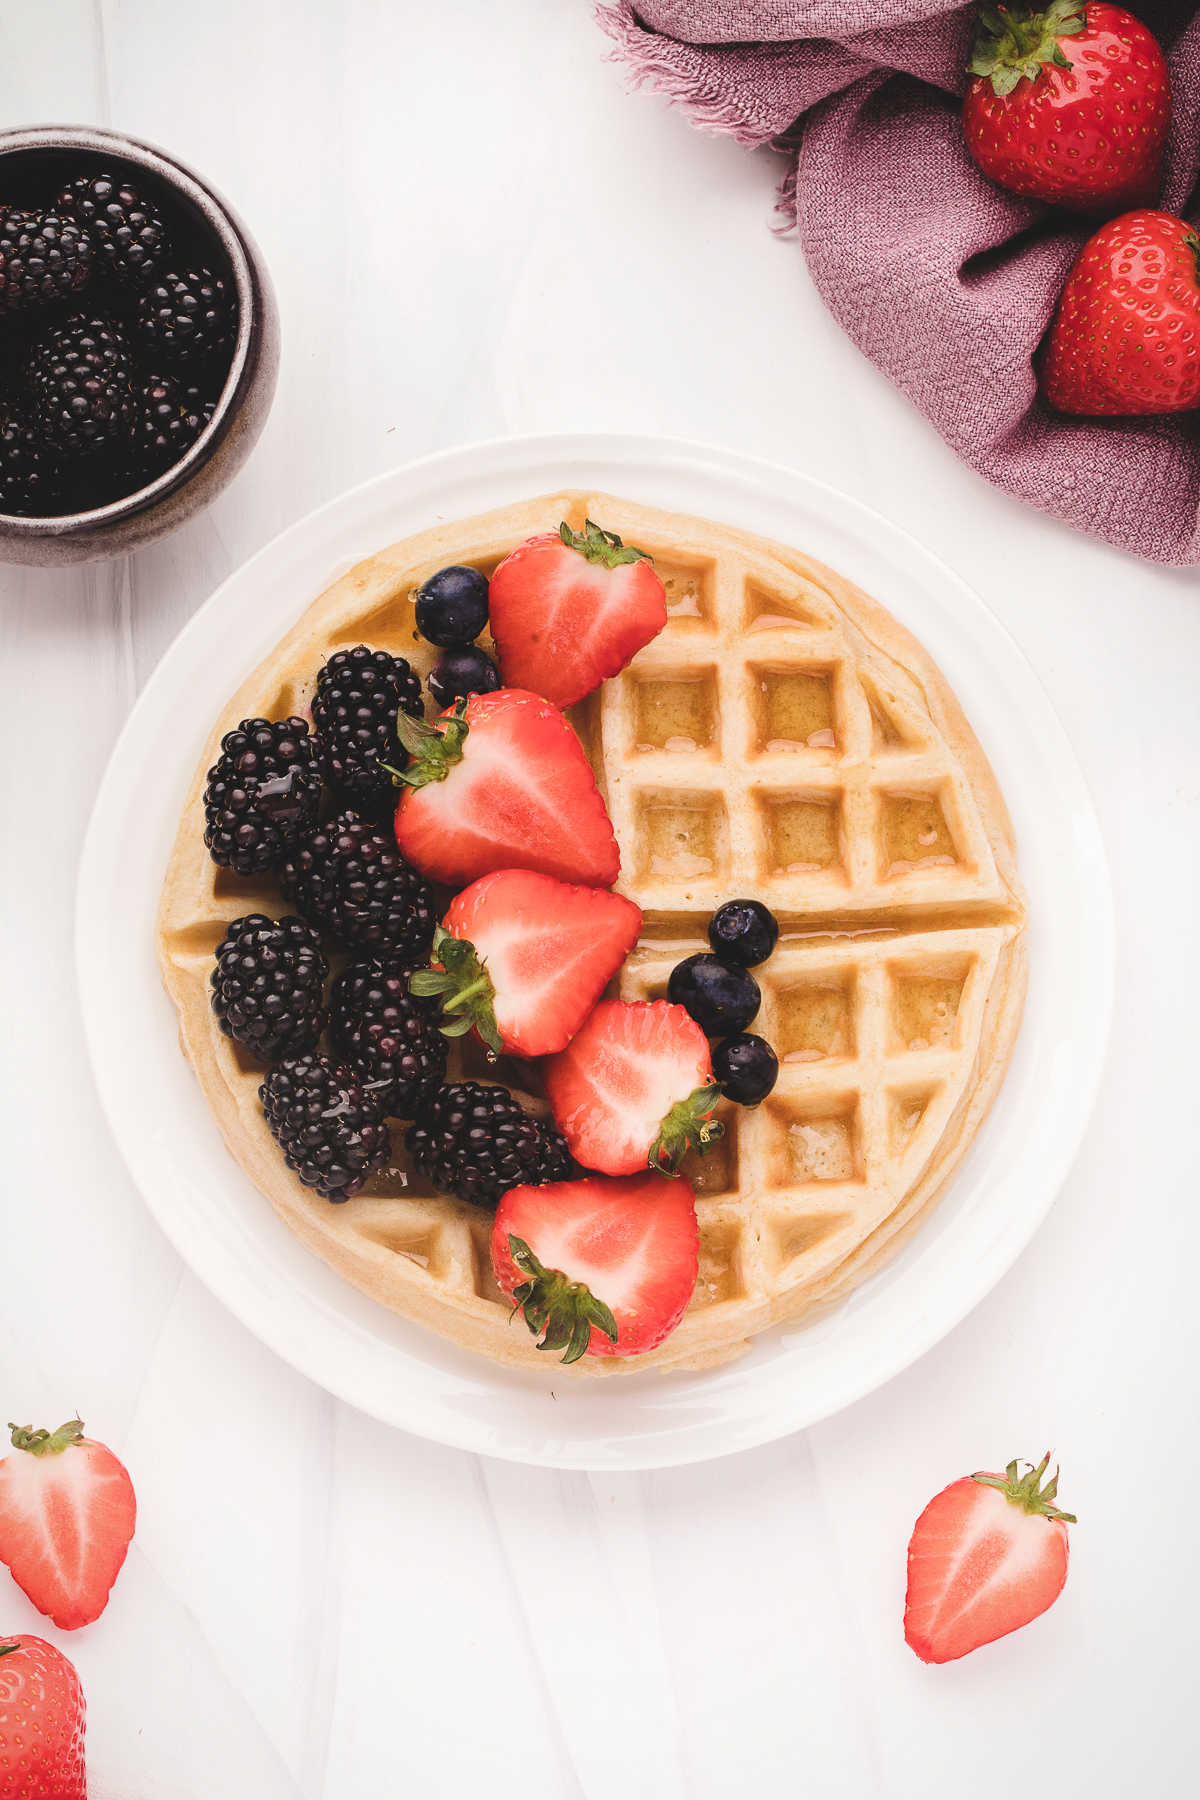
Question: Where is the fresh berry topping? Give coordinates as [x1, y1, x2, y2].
[0, 405, 60, 516]
[492, 1170, 699, 1360]
[414, 564, 490, 646]
[1042, 211, 1200, 416]
[488, 517, 667, 709]
[712, 1032, 778, 1105]
[311, 645, 425, 801]
[57, 171, 167, 284]
[260, 1052, 390, 1201]
[544, 998, 722, 1177]
[427, 643, 502, 709]
[667, 953, 760, 1036]
[393, 688, 620, 890]
[329, 956, 447, 1119]
[963, 3, 1169, 211]
[26, 312, 135, 455]
[209, 914, 327, 1061]
[280, 810, 436, 959]
[406, 1081, 573, 1208]
[202, 716, 320, 876]
[0, 207, 92, 314]
[0, 1636, 86, 1800]
[135, 372, 214, 473]
[411, 869, 642, 1058]
[905, 1454, 1076, 1664]
[134, 265, 234, 362]
[0, 1418, 136, 1630]
[707, 898, 779, 968]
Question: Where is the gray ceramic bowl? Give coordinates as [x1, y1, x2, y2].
[0, 124, 279, 565]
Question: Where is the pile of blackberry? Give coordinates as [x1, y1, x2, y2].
[206, 618, 567, 1209]
[0, 167, 236, 517]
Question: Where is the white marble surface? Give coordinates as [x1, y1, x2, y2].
[1, 4, 1196, 1795]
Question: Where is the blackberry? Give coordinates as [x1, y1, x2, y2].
[26, 313, 135, 455]
[406, 1082, 573, 1208]
[0, 207, 92, 314]
[281, 810, 435, 958]
[210, 914, 328, 1062]
[0, 406, 61, 516]
[330, 957, 447, 1118]
[260, 1053, 390, 1202]
[134, 266, 233, 363]
[311, 645, 424, 802]
[135, 372, 214, 474]
[56, 172, 166, 285]
[203, 716, 321, 877]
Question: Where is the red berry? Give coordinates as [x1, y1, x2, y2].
[489, 518, 667, 709]
[962, 3, 1169, 213]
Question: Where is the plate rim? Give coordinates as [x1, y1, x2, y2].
[76, 430, 1114, 1469]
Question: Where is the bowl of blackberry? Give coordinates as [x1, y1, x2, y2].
[0, 125, 278, 564]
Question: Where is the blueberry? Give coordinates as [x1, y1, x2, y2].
[667, 953, 760, 1036]
[415, 565, 490, 647]
[427, 644, 502, 710]
[713, 1033, 778, 1105]
[707, 899, 779, 968]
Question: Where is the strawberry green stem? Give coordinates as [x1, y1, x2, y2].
[968, 3, 1087, 98]
[8, 1419, 85, 1456]
[972, 1451, 1077, 1522]
[409, 925, 502, 1055]
[385, 695, 471, 790]
[0, 1643, 20, 1659]
[649, 1084, 723, 1176]
[559, 517, 653, 570]
[506, 1234, 619, 1364]
[1185, 232, 1200, 288]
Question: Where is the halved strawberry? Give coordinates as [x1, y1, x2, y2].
[492, 1171, 699, 1360]
[0, 1418, 136, 1631]
[392, 688, 620, 889]
[543, 998, 722, 1176]
[412, 869, 642, 1058]
[488, 519, 667, 709]
[904, 1454, 1076, 1664]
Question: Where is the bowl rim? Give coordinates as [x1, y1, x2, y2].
[0, 122, 259, 535]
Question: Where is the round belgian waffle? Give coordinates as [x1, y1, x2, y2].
[157, 492, 1027, 1375]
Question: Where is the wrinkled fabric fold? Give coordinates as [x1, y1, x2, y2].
[599, 1, 1200, 562]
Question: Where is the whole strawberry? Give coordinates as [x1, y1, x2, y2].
[963, 4, 1170, 212]
[1042, 209, 1200, 414]
[0, 1636, 87, 1800]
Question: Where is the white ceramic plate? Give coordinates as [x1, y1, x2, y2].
[77, 434, 1113, 1469]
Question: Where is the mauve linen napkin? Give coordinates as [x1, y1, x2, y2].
[599, 1, 1200, 563]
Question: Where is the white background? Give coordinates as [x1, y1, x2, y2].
[1, 4, 1195, 1796]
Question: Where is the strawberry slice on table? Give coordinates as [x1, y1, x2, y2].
[488, 518, 668, 709]
[391, 688, 620, 889]
[0, 1418, 136, 1631]
[492, 1170, 700, 1361]
[543, 998, 722, 1177]
[1042, 210, 1200, 417]
[0, 1635, 86, 1800]
[411, 869, 642, 1058]
[962, 3, 1169, 212]
[904, 1453, 1076, 1665]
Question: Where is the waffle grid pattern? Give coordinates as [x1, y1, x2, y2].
[158, 492, 1026, 1374]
